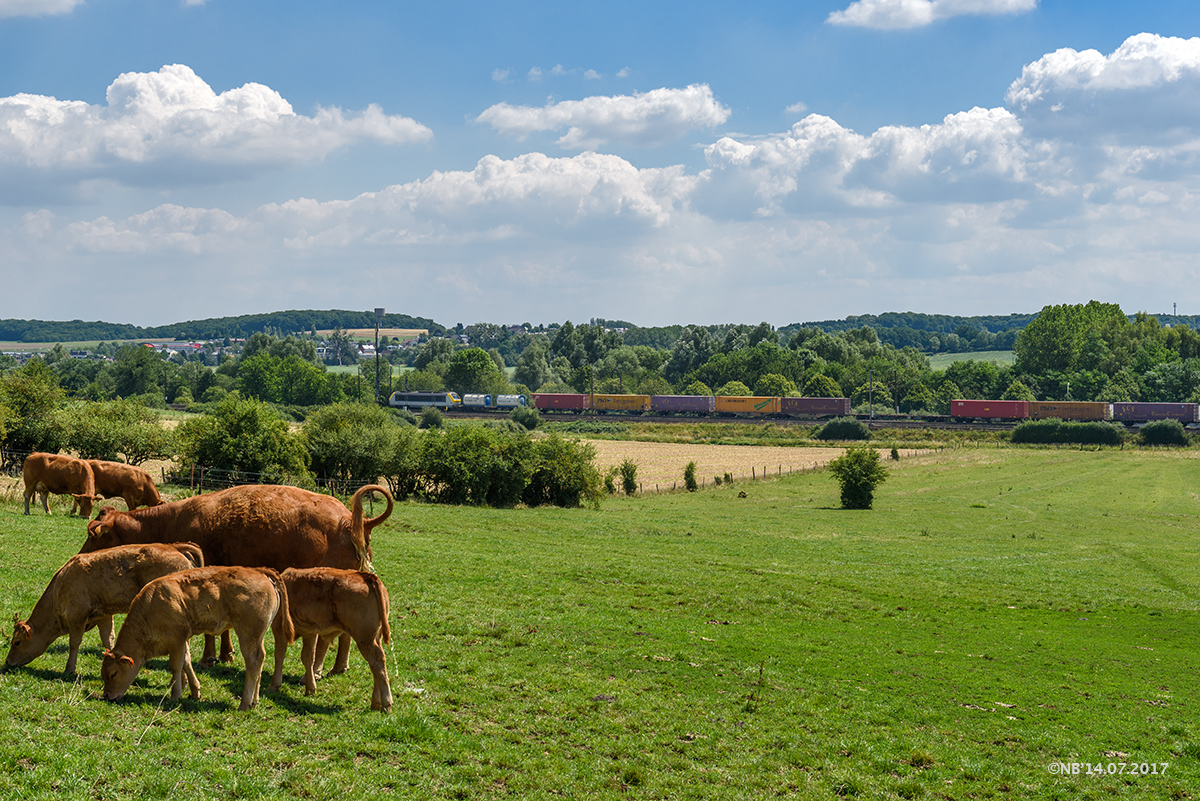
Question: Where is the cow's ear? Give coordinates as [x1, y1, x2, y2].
[119, 655, 135, 668]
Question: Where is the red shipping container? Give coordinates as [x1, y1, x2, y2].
[950, 399, 1028, 420]
[532, 393, 590, 411]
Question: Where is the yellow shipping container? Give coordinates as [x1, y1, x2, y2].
[590, 394, 652, 412]
[713, 396, 782, 415]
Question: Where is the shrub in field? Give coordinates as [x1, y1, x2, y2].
[380, 425, 423, 500]
[420, 426, 531, 506]
[176, 395, 309, 484]
[65, 398, 176, 465]
[828, 445, 888, 510]
[682, 380, 713, 397]
[1139, 419, 1190, 447]
[620, 459, 639, 495]
[604, 467, 618, 495]
[1011, 418, 1125, 446]
[303, 401, 402, 488]
[510, 404, 541, 431]
[816, 417, 870, 441]
[419, 407, 444, 429]
[0, 359, 68, 461]
[684, 460, 698, 492]
[523, 433, 603, 509]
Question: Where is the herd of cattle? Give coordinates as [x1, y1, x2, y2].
[7, 452, 397, 711]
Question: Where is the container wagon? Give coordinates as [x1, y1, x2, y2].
[714, 396, 782, 415]
[780, 397, 852, 418]
[651, 395, 717, 414]
[461, 394, 493, 409]
[591, 394, 652, 413]
[532, 393, 590, 412]
[389, 391, 462, 409]
[1028, 401, 1112, 421]
[494, 394, 528, 409]
[950, 399, 1029, 421]
[1111, 402, 1199, 424]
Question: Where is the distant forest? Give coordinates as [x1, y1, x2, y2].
[0, 310, 447, 344]
[3, 309, 1197, 356]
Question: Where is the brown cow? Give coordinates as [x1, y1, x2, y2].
[270, 568, 393, 711]
[22, 452, 99, 518]
[87, 460, 164, 511]
[5, 542, 204, 676]
[101, 566, 294, 711]
[82, 483, 393, 667]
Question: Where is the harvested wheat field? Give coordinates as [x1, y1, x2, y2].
[585, 439, 929, 493]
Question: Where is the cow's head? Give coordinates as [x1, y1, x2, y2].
[100, 648, 140, 701]
[3, 615, 35, 670]
[81, 506, 121, 552]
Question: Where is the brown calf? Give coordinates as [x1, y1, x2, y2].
[101, 566, 294, 711]
[5, 542, 204, 676]
[22, 452, 99, 518]
[87, 460, 164, 510]
[270, 567, 393, 711]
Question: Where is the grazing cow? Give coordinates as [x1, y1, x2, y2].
[270, 568, 393, 711]
[22, 452, 99, 518]
[82, 483, 393, 667]
[101, 566, 294, 711]
[87, 460, 164, 511]
[5, 542, 204, 676]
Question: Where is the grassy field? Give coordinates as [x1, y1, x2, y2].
[1, 448, 1198, 799]
[929, 350, 1015, 370]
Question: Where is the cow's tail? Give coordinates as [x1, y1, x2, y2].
[264, 569, 295, 645]
[362, 572, 391, 644]
[176, 542, 205, 568]
[350, 484, 394, 573]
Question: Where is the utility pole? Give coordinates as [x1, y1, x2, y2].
[868, 369, 874, 420]
[374, 307, 385, 403]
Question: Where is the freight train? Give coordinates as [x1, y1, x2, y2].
[389, 391, 850, 418]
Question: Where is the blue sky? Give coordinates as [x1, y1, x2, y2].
[3, 1, 1200, 329]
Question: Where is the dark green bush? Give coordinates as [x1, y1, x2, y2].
[510, 405, 541, 430]
[1139, 419, 1190, 447]
[419, 406, 445, 429]
[684, 460, 698, 492]
[816, 417, 870, 441]
[828, 445, 888, 510]
[523, 433, 603, 508]
[303, 401, 401, 488]
[1011, 418, 1125, 446]
[620, 459, 638, 495]
[420, 426, 530, 506]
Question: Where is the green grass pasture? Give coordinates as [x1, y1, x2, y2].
[1, 449, 1198, 798]
[929, 350, 1015, 370]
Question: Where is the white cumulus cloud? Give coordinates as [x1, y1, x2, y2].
[0, 64, 432, 201]
[827, 0, 1037, 30]
[0, 0, 81, 18]
[476, 84, 731, 149]
[1006, 33, 1200, 146]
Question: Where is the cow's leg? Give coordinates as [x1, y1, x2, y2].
[200, 632, 236, 666]
[182, 641, 201, 699]
[237, 634, 266, 711]
[311, 634, 331, 678]
[167, 642, 191, 701]
[301, 636, 320, 695]
[358, 635, 392, 712]
[65, 627, 85, 677]
[23, 486, 32, 515]
[269, 631, 290, 692]
[97, 615, 115, 650]
[332, 633, 352, 674]
[39, 489, 50, 514]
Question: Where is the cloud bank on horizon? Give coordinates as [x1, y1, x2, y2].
[2, 2, 1199, 329]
